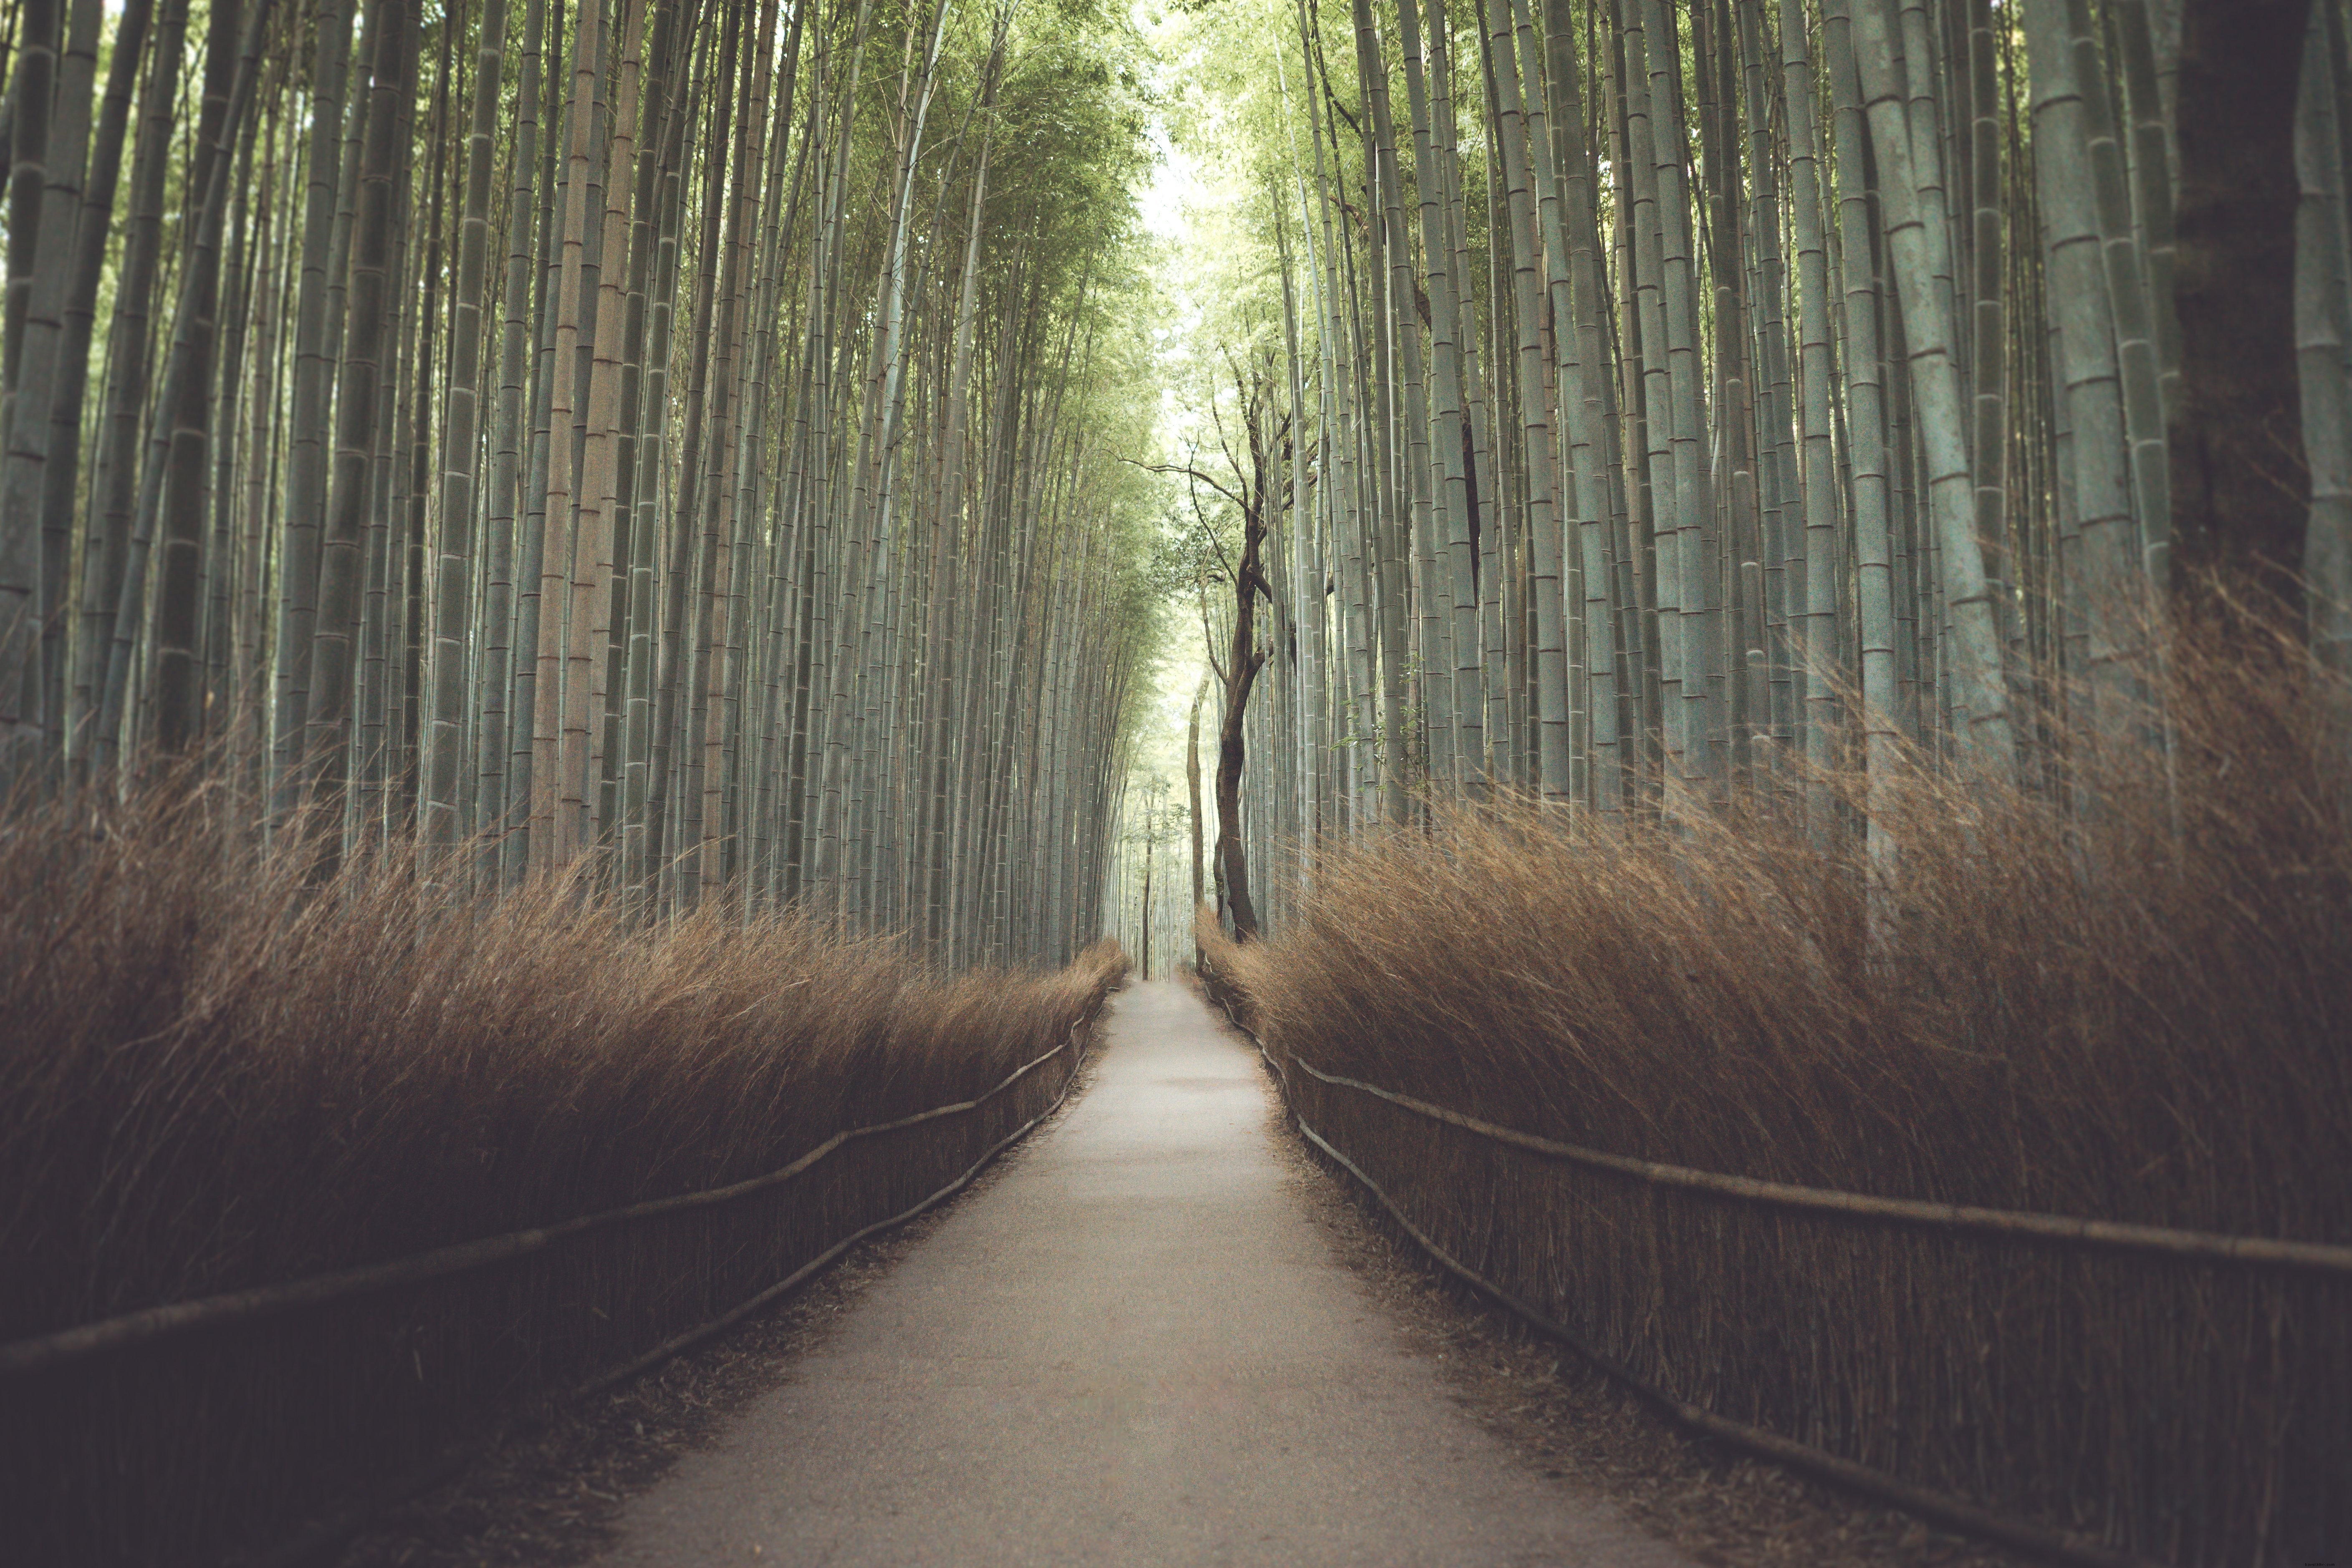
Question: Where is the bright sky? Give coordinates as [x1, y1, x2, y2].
[1123, 3, 1217, 831]
[1137, 124, 1197, 245]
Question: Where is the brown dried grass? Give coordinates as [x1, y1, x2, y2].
[0, 779, 1124, 1566]
[1203, 626, 2351, 1565]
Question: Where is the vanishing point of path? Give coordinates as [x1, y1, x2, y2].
[601, 982, 1698, 1566]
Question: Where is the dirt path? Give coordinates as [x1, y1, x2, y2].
[599, 980, 1695, 1567]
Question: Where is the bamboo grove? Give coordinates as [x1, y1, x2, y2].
[1154, 0, 2348, 939]
[0, 0, 1162, 965]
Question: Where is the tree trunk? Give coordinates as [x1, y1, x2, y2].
[1218, 517, 1271, 942]
[2166, 0, 2314, 615]
[307, 0, 410, 848]
[1187, 672, 1205, 927]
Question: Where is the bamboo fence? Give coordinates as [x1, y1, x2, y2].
[0, 999, 1110, 1567]
[1199, 970, 2348, 1567]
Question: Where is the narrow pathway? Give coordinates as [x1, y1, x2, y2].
[601, 981, 1694, 1566]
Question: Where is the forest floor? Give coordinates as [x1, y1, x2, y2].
[328, 981, 2034, 1568]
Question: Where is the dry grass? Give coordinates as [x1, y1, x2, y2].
[1203, 627, 2351, 1566]
[0, 779, 1124, 1567]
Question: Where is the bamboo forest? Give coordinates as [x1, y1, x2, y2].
[2, 0, 2345, 1562]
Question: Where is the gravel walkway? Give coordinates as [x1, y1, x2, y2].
[599, 980, 1696, 1567]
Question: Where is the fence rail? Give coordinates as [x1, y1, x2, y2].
[2, 1013, 1097, 1379]
[1283, 1055, 2352, 1275]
